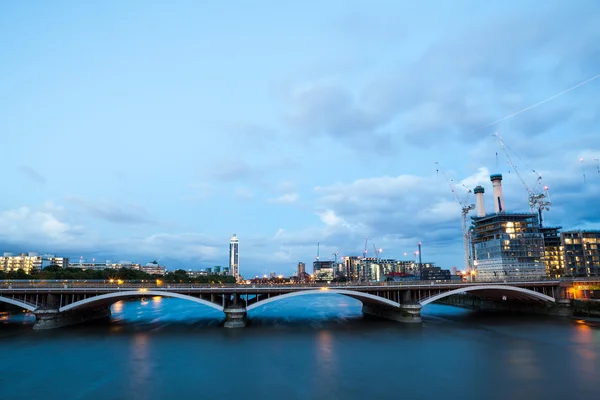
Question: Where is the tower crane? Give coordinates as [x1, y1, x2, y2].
[435, 162, 476, 272]
[493, 133, 551, 227]
[372, 244, 382, 262]
[372, 244, 382, 280]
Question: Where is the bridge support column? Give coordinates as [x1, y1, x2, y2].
[33, 306, 112, 330]
[223, 306, 247, 328]
[362, 303, 422, 324]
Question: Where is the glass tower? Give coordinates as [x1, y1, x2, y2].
[229, 234, 239, 280]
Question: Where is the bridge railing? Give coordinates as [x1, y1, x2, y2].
[0, 277, 563, 290]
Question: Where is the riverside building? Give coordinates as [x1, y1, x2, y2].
[471, 174, 547, 281]
[561, 230, 600, 277]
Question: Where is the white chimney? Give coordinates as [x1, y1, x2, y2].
[490, 174, 505, 213]
[474, 186, 486, 217]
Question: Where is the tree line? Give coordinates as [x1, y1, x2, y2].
[0, 265, 236, 284]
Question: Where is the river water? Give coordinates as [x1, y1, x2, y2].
[1, 295, 599, 400]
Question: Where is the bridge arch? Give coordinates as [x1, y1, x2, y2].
[59, 291, 224, 313]
[0, 296, 37, 312]
[419, 285, 556, 306]
[245, 289, 400, 311]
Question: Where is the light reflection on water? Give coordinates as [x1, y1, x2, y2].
[129, 333, 151, 399]
[0, 295, 599, 399]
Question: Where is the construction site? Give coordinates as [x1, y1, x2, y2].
[307, 134, 599, 283]
[440, 133, 600, 281]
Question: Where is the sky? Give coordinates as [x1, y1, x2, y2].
[1, 0, 599, 277]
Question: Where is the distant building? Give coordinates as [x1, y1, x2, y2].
[229, 234, 239, 280]
[41, 255, 70, 269]
[187, 270, 207, 278]
[0, 253, 71, 274]
[0, 252, 43, 274]
[214, 266, 221, 274]
[71, 259, 142, 271]
[343, 256, 362, 281]
[297, 262, 305, 275]
[313, 260, 334, 281]
[420, 266, 452, 280]
[471, 174, 546, 281]
[541, 227, 564, 278]
[340, 256, 431, 282]
[561, 230, 600, 277]
[205, 267, 212, 274]
[136, 262, 166, 275]
[472, 212, 546, 280]
[384, 272, 419, 282]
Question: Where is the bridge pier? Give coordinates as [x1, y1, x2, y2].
[223, 306, 247, 328]
[362, 303, 422, 324]
[33, 306, 112, 330]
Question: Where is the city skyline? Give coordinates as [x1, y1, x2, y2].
[1, 1, 600, 278]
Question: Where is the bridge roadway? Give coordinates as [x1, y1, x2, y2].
[0, 280, 571, 329]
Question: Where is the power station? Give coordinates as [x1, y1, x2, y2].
[470, 174, 549, 280]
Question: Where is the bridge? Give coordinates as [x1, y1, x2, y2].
[0, 279, 576, 329]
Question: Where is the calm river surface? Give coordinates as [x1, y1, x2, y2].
[1, 295, 599, 400]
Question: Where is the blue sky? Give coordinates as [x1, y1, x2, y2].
[1, 0, 599, 277]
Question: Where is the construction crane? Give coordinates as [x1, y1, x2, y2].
[372, 244, 383, 280]
[435, 162, 476, 273]
[493, 133, 551, 227]
[372, 244, 382, 262]
[316, 242, 320, 261]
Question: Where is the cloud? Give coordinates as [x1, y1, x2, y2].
[234, 187, 254, 200]
[285, 84, 381, 136]
[0, 206, 85, 247]
[268, 193, 299, 204]
[17, 166, 46, 185]
[106, 233, 222, 262]
[279, 3, 600, 149]
[209, 158, 299, 182]
[66, 196, 156, 225]
[0, 204, 228, 267]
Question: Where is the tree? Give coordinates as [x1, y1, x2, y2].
[43, 264, 62, 272]
[14, 269, 29, 279]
